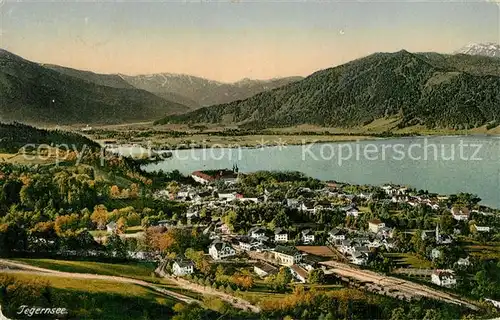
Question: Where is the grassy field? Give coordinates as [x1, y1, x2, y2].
[0, 272, 177, 320]
[157, 281, 205, 300]
[384, 253, 433, 269]
[80, 119, 500, 151]
[9, 258, 209, 302]
[0, 152, 61, 164]
[12, 258, 157, 282]
[462, 239, 500, 259]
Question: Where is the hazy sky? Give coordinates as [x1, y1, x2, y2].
[0, 1, 499, 82]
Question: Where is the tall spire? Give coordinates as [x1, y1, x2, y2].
[436, 224, 440, 243]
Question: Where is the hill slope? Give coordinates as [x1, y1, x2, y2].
[0, 122, 99, 153]
[120, 73, 303, 109]
[158, 51, 500, 130]
[0, 50, 189, 125]
[42, 64, 136, 89]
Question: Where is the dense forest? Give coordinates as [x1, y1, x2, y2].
[0, 122, 100, 153]
[158, 51, 500, 130]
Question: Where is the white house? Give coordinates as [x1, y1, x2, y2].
[431, 248, 442, 260]
[285, 198, 300, 209]
[457, 257, 471, 267]
[300, 202, 316, 215]
[274, 246, 302, 266]
[328, 228, 346, 243]
[485, 298, 500, 309]
[339, 240, 355, 255]
[218, 193, 237, 201]
[301, 229, 315, 244]
[368, 219, 385, 233]
[382, 185, 407, 196]
[473, 225, 490, 232]
[346, 208, 360, 217]
[451, 207, 470, 221]
[238, 237, 260, 251]
[351, 252, 368, 265]
[209, 240, 236, 260]
[191, 170, 238, 185]
[172, 260, 194, 276]
[186, 210, 199, 219]
[431, 269, 456, 287]
[249, 227, 267, 240]
[106, 221, 117, 233]
[358, 192, 372, 200]
[381, 185, 395, 195]
[274, 228, 288, 243]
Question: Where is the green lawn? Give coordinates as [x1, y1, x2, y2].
[462, 239, 500, 259]
[12, 258, 157, 282]
[125, 225, 144, 234]
[237, 290, 289, 306]
[384, 253, 432, 269]
[0, 272, 177, 320]
[157, 281, 205, 300]
[89, 230, 109, 237]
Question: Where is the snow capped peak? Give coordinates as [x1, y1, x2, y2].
[455, 42, 500, 58]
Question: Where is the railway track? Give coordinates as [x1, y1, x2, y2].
[320, 260, 479, 310]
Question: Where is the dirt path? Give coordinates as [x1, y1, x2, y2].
[0, 259, 260, 312]
[320, 260, 479, 310]
[164, 276, 261, 313]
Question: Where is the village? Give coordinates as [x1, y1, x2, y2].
[133, 168, 500, 310]
[1, 158, 498, 318]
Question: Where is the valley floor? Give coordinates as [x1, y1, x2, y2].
[70, 118, 500, 150]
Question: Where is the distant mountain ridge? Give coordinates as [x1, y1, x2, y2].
[0, 49, 188, 125]
[119, 73, 303, 109]
[455, 43, 500, 58]
[157, 50, 500, 130]
[0, 49, 301, 124]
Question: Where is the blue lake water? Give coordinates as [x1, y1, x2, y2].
[143, 136, 500, 208]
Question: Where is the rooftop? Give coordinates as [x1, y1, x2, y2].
[368, 219, 383, 225]
[254, 262, 278, 274]
[275, 245, 300, 256]
[290, 264, 308, 279]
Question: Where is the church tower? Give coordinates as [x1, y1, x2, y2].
[436, 224, 440, 243]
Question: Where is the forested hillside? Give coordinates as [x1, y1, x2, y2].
[157, 51, 500, 130]
[0, 122, 99, 153]
[0, 50, 189, 125]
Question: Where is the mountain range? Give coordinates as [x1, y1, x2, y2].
[119, 73, 303, 109]
[0, 49, 301, 125]
[2, 44, 500, 129]
[0, 50, 188, 125]
[158, 50, 500, 130]
[455, 43, 500, 58]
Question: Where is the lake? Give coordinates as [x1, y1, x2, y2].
[143, 136, 500, 208]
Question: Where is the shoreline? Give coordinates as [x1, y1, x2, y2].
[125, 133, 499, 151]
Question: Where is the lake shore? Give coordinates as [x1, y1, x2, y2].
[143, 136, 500, 208]
[82, 120, 500, 150]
